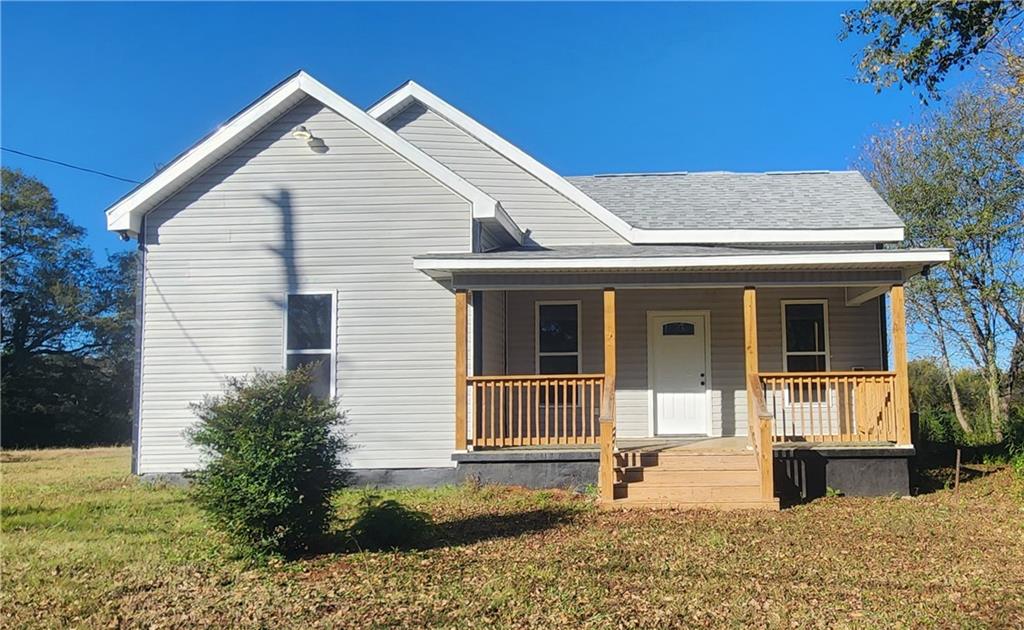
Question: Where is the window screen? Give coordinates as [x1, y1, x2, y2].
[286, 293, 334, 399]
[537, 303, 579, 374]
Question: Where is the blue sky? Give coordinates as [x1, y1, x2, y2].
[2, 2, 960, 260]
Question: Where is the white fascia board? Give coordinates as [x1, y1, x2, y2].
[106, 74, 306, 234]
[105, 72, 523, 245]
[413, 249, 951, 273]
[370, 82, 906, 246]
[626, 226, 906, 244]
[492, 203, 521, 243]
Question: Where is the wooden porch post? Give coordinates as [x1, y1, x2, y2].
[599, 288, 617, 500]
[891, 284, 912, 445]
[744, 286, 774, 502]
[455, 289, 468, 450]
[603, 288, 617, 416]
[743, 287, 760, 438]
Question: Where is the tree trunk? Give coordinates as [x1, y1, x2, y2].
[944, 358, 971, 435]
[927, 290, 972, 434]
[986, 337, 1003, 441]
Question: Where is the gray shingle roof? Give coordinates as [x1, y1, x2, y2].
[565, 171, 904, 231]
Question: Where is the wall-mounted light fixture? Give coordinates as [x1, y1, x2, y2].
[291, 125, 327, 153]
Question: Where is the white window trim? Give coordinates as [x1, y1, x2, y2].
[534, 300, 582, 375]
[781, 299, 831, 372]
[283, 290, 338, 398]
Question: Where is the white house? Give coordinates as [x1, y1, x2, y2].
[106, 71, 948, 509]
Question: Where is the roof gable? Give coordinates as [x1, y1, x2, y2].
[370, 82, 905, 245]
[382, 99, 626, 246]
[105, 72, 522, 244]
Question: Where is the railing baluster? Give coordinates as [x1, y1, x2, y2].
[817, 378, 826, 441]
[544, 380, 551, 445]
[572, 378, 579, 444]
[536, 380, 542, 445]
[565, 379, 573, 444]
[590, 379, 596, 441]
[472, 383, 479, 447]
[486, 381, 494, 447]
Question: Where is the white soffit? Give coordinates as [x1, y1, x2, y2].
[105, 72, 523, 244]
[369, 81, 905, 245]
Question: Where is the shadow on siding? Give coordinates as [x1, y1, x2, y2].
[265, 187, 298, 307]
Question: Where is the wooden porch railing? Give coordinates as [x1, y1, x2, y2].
[759, 371, 899, 443]
[747, 374, 774, 501]
[468, 374, 605, 447]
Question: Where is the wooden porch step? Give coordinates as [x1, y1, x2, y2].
[608, 444, 770, 509]
[614, 452, 757, 471]
[616, 468, 760, 486]
[600, 498, 780, 511]
[613, 482, 763, 502]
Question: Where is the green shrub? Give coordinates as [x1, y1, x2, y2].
[345, 494, 435, 551]
[186, 368, 349, 558]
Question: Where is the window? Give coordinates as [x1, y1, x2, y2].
[782, 300, 829, 372]
[662, 322, 695, 336]
[285, 293, 335, 399]
[536, 302, 580, 374]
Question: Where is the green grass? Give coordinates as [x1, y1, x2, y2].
[3, 447, 1024, 628]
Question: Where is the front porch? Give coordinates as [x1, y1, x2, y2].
[452, 280, 914, 508]
[416, 243, 949, 507]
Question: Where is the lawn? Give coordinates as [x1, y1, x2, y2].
[3, 448, 1023, 628]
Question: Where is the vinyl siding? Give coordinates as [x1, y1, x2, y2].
[139, 96, 471, 474]
[481, 291, 506, 375]
[496, 287, 883, 438]
[386, 102, 626, 246]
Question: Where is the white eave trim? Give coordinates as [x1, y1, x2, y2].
[413, 249, 950, 273]
[105, 72, 523, 244]
[624, 226, 905, 244]
[369, 81, 906, 246]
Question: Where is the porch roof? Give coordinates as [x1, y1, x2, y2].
[413, 244, 950, 278]
[566, 171, 905, 232]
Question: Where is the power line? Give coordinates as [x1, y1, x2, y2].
[1, 147, 141, 184]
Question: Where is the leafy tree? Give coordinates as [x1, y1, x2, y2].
[861, 82, 1024, 440]
[1, 168, 135, 446]
[841, 1, 1024, 101]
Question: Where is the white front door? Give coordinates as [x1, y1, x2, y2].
[649, 312, 710, 435]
